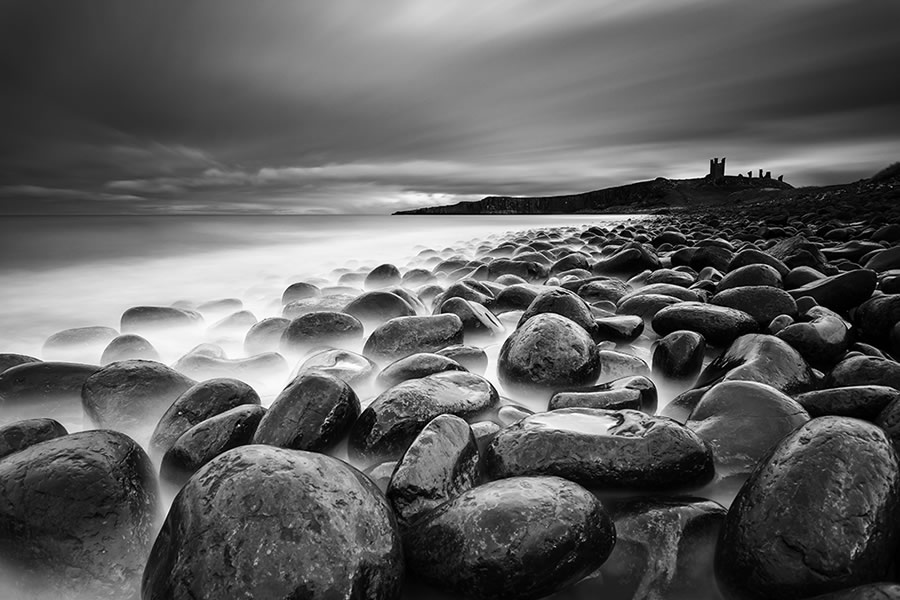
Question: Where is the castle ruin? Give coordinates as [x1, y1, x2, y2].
[708, 158, 782, 182]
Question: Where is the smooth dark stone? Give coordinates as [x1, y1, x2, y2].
[143, 446, 403, 600]
[652, 230, 688, 247]
[788, 269, 877, 312]
[575, 278, 632, 304]
[854, 293, 900, 348]
[653, 330, 706, 382]
[594, 314, 644, 343]
[242, 316, 290, 354]
[432, 280, 495, 308]
[517, 287, 597, 335]
[386, 414, 479, 529]
[776, 306, 851, 368]
[437, 297, 504, 341]
[82, 359, 196, 444]
[403, 476, 615, 600]
[620, 283, 702, 304]
[279, 311, 364, 352]
[768, 235, 831, 273]
[376, 352, 466, 389]
[0, 418, 67, 460]
[711, 285, 798, 327]
[0, 353, 41, 375]
[828, 354, 900, 389]
[486, 258, 549, 282]
[550, 253, 591, 275]
[282, 293, 355, 318]
[253, 371, 359, 452]
[549, 375, 657, 413]
[363, 314, 464, 364]
[694, 334, 815, 396]
[121, 306, 202, 332]
[616, 293, 682, 321]
[0, 361, 98, 426]
[646, 268, 696, 287]
[484, 408, 714, 489]
[281, 281, 320, 305]
[294, 348, 376, 388]
[686, 380, 810, 480]
[160, 404, 266, 487]
[797, 385, 900, 420]
[171, 351, 288, 384]
[715, 417, 900, 600]
[784, 266, 826, 289]
[498, 313, 601, 397]
[349, 370, 499, 464]
[344, 290, 416, 327]
[42, 326, 119, 361]
[364, 263, 403, 289]
[597, 349, 650, 382]
[865, 246, 900, 272]
[592, 244, 661, 277]
[0, 431, 158, 599]
[149, 377, 260, 459]
[435, 345, 488, 375]
[491, 283, 549, 313]
[652, 302, 758, 346]
[717, 264, 784, 292]
[101, 333, 159, 364]
[728, 248, 790, 277]
[599, 497, 727, 600]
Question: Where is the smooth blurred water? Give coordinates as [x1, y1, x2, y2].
[0, 214, 639, 358]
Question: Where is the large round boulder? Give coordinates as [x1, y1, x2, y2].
[498, 313, 601, 397]
[403, 476, 615, 600]
[652, 302, 758, 347]
[0, 431, 159, 599]
[142, 445, 404, 599]
[715, 416, 900, 599]
[363, 314, 464, 364]
[484, 408, 714, 489]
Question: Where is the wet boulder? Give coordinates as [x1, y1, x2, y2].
[435, 344, 488, 375]
[403, 476, 615, 600]
[101, 333, 159, 364]
[148, 377, 260, 459]
[242, 316, 291, 354]
[349, 370, 499, 464]
[0, 353, 40, 375]
[597, 349, 650, 383]
[376, 352, 466, 389]
[854, 293, 900, 348]
[717, 264, 784, 291]
[252, 371, 359, 452]
[827, 354, 900, 389]
[686, 381, 810, 481]
[617, 293, 682, 321]
[282, 293, 354, 319]
[0, 361, 98, 428]
[121, 306, 202, 332]
[364, 263, 402, 289]
[363, 314, 464, 364]
[594, 314, 644, 343]
[171, 351, 287, 386]
[797, 385, 900, 420]
[549, 375, 657, 414]
[142, 445, 403, 600]
[652, 302, 758, 347]
[42, 325, 118, 362]
[776, 306, 851, 369]
[386, 414, 480, 529]
[599, 497, 727, 600]
[498, 313, 601, 397]
[281, 281, 320, 305]
[437, 297, 504, 342]
[715, 417, 900, 600]
[81, 359, 195, 444]
[517, 288, 597, 336]
[0, 431, 158, 599]
[653, 330, 706, 382]
[711, 285, 798, 327]
[160, 404, 266, 487]
[344, 290, 416, 327]
[293, 348, 376, 388]
[787, 269, 877, 312]
[575, 277, 632, 304]
[279, 311, 363, 353]
[0, 418, 67, 460]
[484, 408, 714, 489]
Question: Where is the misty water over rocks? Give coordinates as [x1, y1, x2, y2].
[2, 209, 900, 600]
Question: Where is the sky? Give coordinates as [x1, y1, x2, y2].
[1, 0, 899, 214]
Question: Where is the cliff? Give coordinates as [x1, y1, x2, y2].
[394, 175, 794, 215]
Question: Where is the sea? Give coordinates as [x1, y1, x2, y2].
[0, 214, 641, 359]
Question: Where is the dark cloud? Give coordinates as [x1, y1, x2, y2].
[1, 0, 898, 214]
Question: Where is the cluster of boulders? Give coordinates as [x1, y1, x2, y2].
[2, 203, 900, 599]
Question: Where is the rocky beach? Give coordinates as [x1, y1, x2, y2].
[0, 166, 898, 599]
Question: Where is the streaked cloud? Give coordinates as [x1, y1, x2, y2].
[0, 0, 898, 213]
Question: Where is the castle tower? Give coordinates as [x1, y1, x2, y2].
[708, 157, 726, 180]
